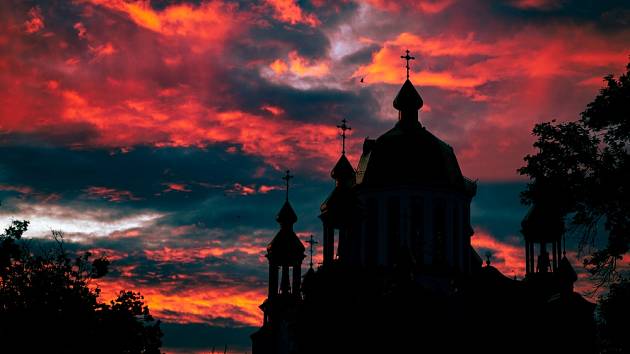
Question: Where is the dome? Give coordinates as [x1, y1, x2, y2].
[521, 203, 564, 242]
[266, 228, 305, 265]
[359, 120, 466, 190]
[393, 79, 423, 111]
[267, 201, 305, 265]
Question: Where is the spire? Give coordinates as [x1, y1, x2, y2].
[282, 169, 293, 202]
[400, 49, 415, 80]
[336, 118, 351, 155]
[393, 51, 423, 125]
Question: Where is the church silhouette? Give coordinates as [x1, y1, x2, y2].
[251, 52, 596, 354]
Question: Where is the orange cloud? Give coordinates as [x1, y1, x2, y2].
[258, 184, 283, 194]
[270, 51, 330, 78]
[95, 278, 266, 326]
[86, 0, 243, 42]
[355, 28, 628, 93]
[471, 229, 525, 278]
[226, 183, 257, 196]
[144, 244, 262, 263]
[265, 0, 320, 27]
[89, 42, 116, 60]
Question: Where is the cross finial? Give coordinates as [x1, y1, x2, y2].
[400, 49, 415, 80]
[485, 252, 492, 267]
[306, 235, 318, 269]
[336, 118, 352, 155]
[282, 170, 293, 201]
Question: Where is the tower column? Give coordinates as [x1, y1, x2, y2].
[292, 262, 301, 296]
[323, 224, 334, 265]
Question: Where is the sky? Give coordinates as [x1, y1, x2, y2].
[1, 0, 629, 352]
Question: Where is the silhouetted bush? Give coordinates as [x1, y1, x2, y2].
[0, 220, 162, 353]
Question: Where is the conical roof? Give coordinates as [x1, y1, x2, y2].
[331, 154, 356, 182]
[276, 200, 298, 225]
[393, 79, 423, 111]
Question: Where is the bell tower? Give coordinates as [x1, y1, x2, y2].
[320, 119, 358, 266]
[521, 203, 564, 277]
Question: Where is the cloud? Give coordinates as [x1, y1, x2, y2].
[24, 6, 44, 34]
[265, 0, 320, 27]
[84, 186, 141, 202]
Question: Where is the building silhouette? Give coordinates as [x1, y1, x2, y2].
[251, 53, 595, 354]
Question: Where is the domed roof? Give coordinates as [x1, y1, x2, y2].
[393, 79, 423, 111]
[521, 203, 564, 242]
[267, 228, 305, 265]
[359, 120, 466, 190]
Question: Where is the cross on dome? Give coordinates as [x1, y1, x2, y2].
[336, 118, 352, 155]
[400, 49, 415, 80]
[282, 170, 294, 201]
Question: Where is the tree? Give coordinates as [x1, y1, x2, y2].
[518, 59, 630, 286]
[598, 279, 630, 353]
[0, 220, 163, 353]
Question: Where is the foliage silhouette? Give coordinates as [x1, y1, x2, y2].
[519, 59, 630, 286]
[598, 278, 630, 353]
[0, 220, 162, 353]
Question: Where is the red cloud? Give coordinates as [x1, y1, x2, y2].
[163, 183, 192, 193]
[364, 0, 455, 14]
[84, 186, 141, 202]
[24, 7, 44, 34]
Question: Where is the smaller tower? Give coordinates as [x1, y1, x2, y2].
[521, 203, 564, 278]
[320, 119, 358, 266]
[252, 171, 305, 354]
[266, 171, 305, 302]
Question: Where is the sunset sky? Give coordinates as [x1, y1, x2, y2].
[1, 0, 629, 351]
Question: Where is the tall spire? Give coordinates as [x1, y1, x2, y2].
[282, 169, 294, 202]
[400, 49, 415, 80]
[336, 118, 351, 155]
[393, 50, 423, 126]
